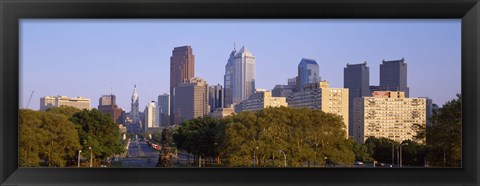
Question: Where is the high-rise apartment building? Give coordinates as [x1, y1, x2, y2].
[170, 46, 195, 125]
[223, 45, 255, 107]
[144, 101, 159, 131]
[297, 58, 320, 91]
[98, 94, 125, 124]
[344, 62, 370, 137]
[40, 96, 90, 111]
[208, 84, 223, 112]
[173, 77, 209, 124]
[380, 58, 409, 97]
[130, 85, 140, 124]
[288, 81, 349, 137]
[235, 90, 287, 112]
[157, 93, 170, 127]
[353, 91, 426, 144]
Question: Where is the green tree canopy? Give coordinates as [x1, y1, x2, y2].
[70, 109, 124, 161]
[426, 94, 461, 167]
[19, 109, 81, 167]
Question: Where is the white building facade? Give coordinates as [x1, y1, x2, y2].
[40, 96, 91, 111]
[144, 101, 159, 130]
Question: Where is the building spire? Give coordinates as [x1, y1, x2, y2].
[132, 84, 138, 99]
[234, 41, 236, 51]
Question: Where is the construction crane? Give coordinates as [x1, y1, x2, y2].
[26, 90, 34, 109]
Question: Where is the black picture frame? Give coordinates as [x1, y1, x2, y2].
[1, 0, 478, 185]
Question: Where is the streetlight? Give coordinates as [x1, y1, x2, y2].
[89, 146, 92, 168]
[390, 142, 395, 167]
[77, 150, 82, 167]
[400, 143, 408, 168]
[253, 147, 259, 167]
[278, 150, 287, 167]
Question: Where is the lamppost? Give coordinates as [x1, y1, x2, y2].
[278, 150, 287, 167]
[400, 143, 408, 168]
[77, 150, 82, 167]
[390, 142, 395, 167]
[89, 146, 92, 168]
[253, 146, 259, 167]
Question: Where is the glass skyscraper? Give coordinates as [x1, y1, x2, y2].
[379, 58, 409, 97]
[297, 58, 320, 91]
[224, 45, 255, 107]
[344, 62, 370, 138]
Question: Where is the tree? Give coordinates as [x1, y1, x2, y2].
[19, 109, 81, 167]
[365, 137, 398, 165]
[220, 107, 354, 167]
[426, 94, 461, 167]
[70, 109, 124, 164]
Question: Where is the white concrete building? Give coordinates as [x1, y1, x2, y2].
[40, 96, 90, 111]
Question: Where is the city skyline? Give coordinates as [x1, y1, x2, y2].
[20, 19, 460, 111]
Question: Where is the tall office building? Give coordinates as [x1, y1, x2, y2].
[353, 91, 426, 144]
[130, 85, 140, 124]
[170, 46, 195, 125]
[223, 45, 255, 107]
[98, 94, 125, 124]
[157, 93, 170, 127]
[173, 77, 209, 124]
[288, 81, 349, 137]
[40, 96, 91, 111]
[297, 58, 321, 91]
[144, 101, 159, 131]
[344, 62, 370, 137]
[208, 84, 223, 112]
[380, 58, 409, 97]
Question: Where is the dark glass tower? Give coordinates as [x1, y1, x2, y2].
[380, 58, 409, 97]
[344, 62, 370, 138]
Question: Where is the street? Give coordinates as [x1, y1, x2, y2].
[119, 139, 159, 167]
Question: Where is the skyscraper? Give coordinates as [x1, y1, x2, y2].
[144, 101, 159, 131]
[208, 84, 223, 112]
[223, 46, 236, 108]
[380, 58, 409, 97]
[173, 77, 209, 124]
[98, 94, 125, 124]
[157, 93, 170, 127]
[223, 45, 255, 107]
[344, 62, 370, 137]
[297, 58, 320, 91]
[130, 85, 140, 124]
[170, 46, 195, 125]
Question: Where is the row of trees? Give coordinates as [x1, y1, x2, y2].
[173, 107, 355, 167]
[19, 106, 125, 167]
[171, 94, 461, 168]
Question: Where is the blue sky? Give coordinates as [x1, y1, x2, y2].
[20, 19, 461, 111]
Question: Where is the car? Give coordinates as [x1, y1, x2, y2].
[354, 161, 364, 165]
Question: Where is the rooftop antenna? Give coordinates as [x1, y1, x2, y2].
[234, 41, 236, 51]
[110, 81, 113, 95]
